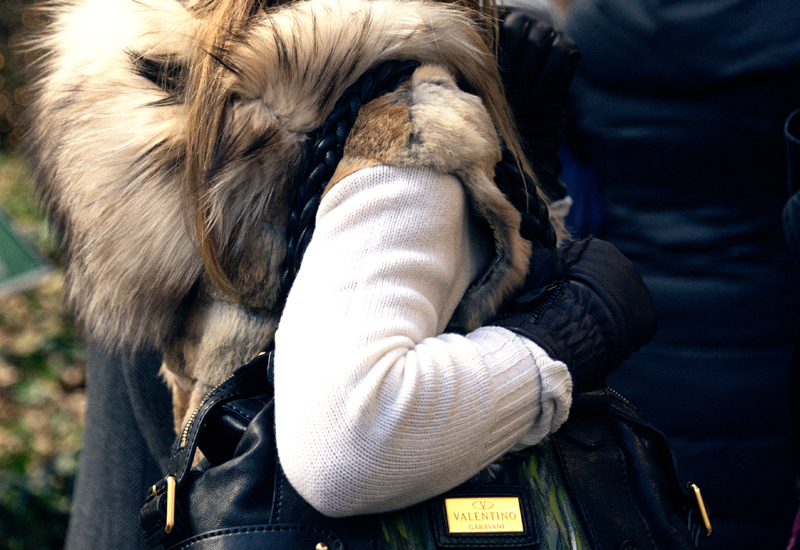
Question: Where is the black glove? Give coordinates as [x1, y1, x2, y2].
[493, 238, 657, 394]
[522, 237, 589, 289]
[497, 6, 581, 201]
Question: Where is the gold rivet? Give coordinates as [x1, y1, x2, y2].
[315, 544, 329, 550]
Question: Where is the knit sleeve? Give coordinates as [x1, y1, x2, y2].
[273, 164, 571, 518]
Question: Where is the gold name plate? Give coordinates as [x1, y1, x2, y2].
[444, 497, 524, 534]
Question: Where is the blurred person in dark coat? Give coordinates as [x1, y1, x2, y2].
[782, 109, 800, 550]
[561, 0, 800, 547]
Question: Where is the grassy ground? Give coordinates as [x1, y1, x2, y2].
[0, 154, 85, 550]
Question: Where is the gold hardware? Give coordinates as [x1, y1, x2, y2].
[151, 484, 158, 498]
[165, 476, 176, 534]
[690, 483, 712, 537]
[315, 544, 329, 550]
[444, 497, 524, 534]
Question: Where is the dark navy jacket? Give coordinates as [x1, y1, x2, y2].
[564, 1, 800, 548]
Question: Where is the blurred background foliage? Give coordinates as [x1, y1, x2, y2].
[1, 0, 41, 153]
[0, 2, 86, 549]
[0, 156, 84, 550]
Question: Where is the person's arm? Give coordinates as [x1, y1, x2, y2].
[274, 164, 571, 517]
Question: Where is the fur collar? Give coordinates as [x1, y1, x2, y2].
[26, 0, 530, 391]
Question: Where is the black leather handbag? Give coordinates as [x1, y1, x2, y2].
[139, 350, 711, 550]
[140, 10, 711, 550]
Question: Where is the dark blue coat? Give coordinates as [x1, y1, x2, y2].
[564, 1, 800, 547]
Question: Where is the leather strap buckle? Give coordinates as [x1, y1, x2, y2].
[690, 483, 712, 539]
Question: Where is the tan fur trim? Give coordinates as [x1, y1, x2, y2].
[341, 87, 414, 163]
[25, 0, 202, 354]
[325, 82, 414, 195]
[25, 0, 530, 397]
[332, 65, 531, 330]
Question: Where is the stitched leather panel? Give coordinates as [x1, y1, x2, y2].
[170, 524, 343, 550]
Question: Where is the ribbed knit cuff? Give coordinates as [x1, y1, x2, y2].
[517, 335, 572, 447]
[467, 326, 572, 456]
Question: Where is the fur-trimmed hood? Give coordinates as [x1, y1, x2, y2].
[25, 0, 532, 391]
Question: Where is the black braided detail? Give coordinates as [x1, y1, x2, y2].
[494, 146, 557, 248]
[280, 59, 421, 303]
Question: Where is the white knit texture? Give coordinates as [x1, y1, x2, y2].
[274, 164, 571, 517]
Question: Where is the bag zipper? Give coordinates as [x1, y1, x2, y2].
[607, 386, 632, 407]
[179, 376, 231, 448]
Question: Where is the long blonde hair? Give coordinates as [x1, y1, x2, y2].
[182, 0, 542, 295]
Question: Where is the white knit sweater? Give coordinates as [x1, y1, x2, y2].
[274, 164, 572, 518]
